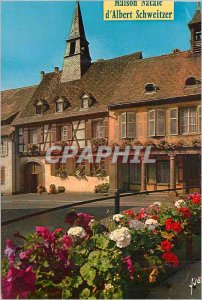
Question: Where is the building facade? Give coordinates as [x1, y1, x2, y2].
[1, 3, 201, 194]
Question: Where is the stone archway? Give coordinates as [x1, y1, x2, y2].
[20, 159, 45, 193]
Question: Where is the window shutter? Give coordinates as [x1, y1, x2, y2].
[2, 141, 8, 156]
[51, 124, 57, 142]
[169, 108, 178, 135]
[1, 166, 5, 185]
[67, 124, 73, 140]
[148, 110, 155, 137]
[67, 157, 74, 175]
[127, 112, 136, 138]
[103, 117, 109, 138]
[120, 113, 127, 138]
[198, 105, 201, 133]
[56, 126, 61, 141]
[23, 129, 29, 145]
[51, 163, 56, 176]
[86, 120, 92, 140]
[156, 109, 166, 136]
[37, 127, 43, 143]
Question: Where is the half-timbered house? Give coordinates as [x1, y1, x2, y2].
[1, 3, 201, 194]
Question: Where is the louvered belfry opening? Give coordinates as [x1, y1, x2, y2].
[188, 5, 201, 54]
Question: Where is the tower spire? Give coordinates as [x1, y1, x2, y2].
[61, 1, 91, 83]
[69, 1, 86, 40]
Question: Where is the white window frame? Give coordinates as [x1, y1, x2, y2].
[56, 99, 63, 113]
[120, 113, 127, 138]
[127, 112, 136, 138]
[180, 107, 197, 134]
[148, 110, 156, 137]
[198, 105, 201, 133]
[169, 108, 178, 136]
[92, 120, 104, 138]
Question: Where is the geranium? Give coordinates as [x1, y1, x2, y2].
[113, 214, 125, 222]
[67, 226, 86, 239]
[129, 220, 145, 230]
[178, 207, 191, 219]
[191, 193, 201, 205]
[124, 209, 134, 217]
[161, 240, 172, 252]
[123, 256, 135, 279]
[109, 227, 131, 248]
[65, 210, 78, 225]
[153, 202, 162, 207]
[61, 234, 73, 249]
[4, 240, 17, 262]
[175, 200, 186, 208]
[162, 252, 179, 267]
[136, 208, 148, 220]
[2, 266, 36, 299]
[145, 219, 159, 230]
[77, 213, 95, 229]
[19, 249, 33, 260]
[165, 219, 182, 233]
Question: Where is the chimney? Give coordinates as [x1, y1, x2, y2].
[54, 67, 60, 73]
[40, 71, 45, 80]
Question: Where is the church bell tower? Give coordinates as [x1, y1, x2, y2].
[61, 2, 91, 83]
[188, 3, 201, 54]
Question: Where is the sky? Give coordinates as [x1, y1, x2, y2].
[1, 1, 198, 90]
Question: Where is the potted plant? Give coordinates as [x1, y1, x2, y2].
[37, 185, 44, 195]
[93, 165, 106, 180]
[27, 143, 39, 154]
[74, 165, 86, 179]
[56, 167, 68, 179]
[49, 184, 57, 194]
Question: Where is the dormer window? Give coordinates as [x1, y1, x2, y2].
[56, 99, 64, 113]
[145, 83, 157, 93]
[185, 77, 198, 86]
[82, 94, 89, 109]
[36, 100, 43, 115]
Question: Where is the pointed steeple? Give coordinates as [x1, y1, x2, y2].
[61, 1, 91, 83]
[69, 1, 86, 40]
[188, 3, 201, 54]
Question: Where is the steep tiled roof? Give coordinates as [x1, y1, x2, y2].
[2, 50, 200, 127]
[189, 9, 201, 26]
[1, 125, 15, 137]
[1, 85, 37, 122]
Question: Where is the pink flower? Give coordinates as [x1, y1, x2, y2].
[2, 266, 36, 299]
[77, 213, 94, 228]
[123, 256, 135, 279]
[4, 240, 17, 262]
[62, 234, 72, 249]
[19, 249, 33, 260]
[64, 210, 78, 225]
[36, 226, 54, 242]
[53, 228, 63, 236]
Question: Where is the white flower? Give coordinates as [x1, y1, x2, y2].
[104, 283, 114, 291]
[145, 219, 159, 230]
[113, 214, 124, 222]
[175, 200, 186, 208]
[153, 202, 162, 207]
[129, 220, 145, 231]
[109, 227, 131, 248]
[67, 226, 86, 238]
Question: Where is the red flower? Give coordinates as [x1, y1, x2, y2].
[123, 256, 135, 279]
[165, 219, 182, 233]
[178, 207, 191, 219]
[171, 221, 182, 233]
[2, 266, 36, 299]
[124, 210, 134, 217]
[77, 213, 94, 228]
[162, 252, 179, 267]
[161, 240, 172, 252]
[62, 234, 73, 249]
[192, 193, 201, 205]
[165, 218, 173, 231]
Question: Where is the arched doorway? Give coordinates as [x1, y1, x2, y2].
[23, 162, 43, 193]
